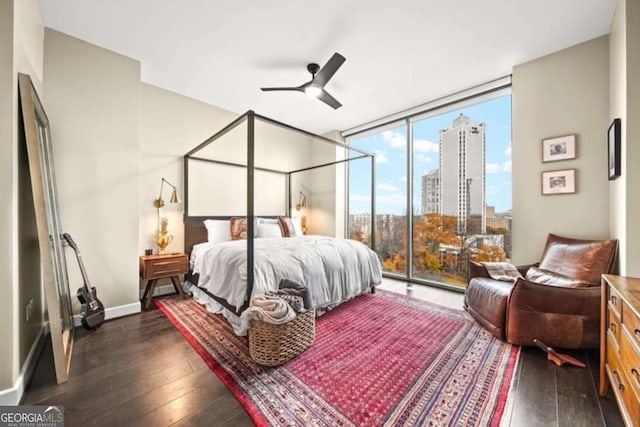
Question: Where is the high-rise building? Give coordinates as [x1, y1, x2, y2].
[421, 169, 440, 214]
[439, 113, 485, 232]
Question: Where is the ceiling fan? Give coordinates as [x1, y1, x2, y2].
[261, 52, 346, 109]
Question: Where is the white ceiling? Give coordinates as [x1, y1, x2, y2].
[38, 0, 616, 134]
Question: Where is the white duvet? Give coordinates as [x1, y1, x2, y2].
[192, 236, 382, 312]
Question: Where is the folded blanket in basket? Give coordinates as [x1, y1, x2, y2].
[241, 295, 296, 325]
[278, 279, 312, 309]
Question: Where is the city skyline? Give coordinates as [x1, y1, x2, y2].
[348, 95, 511, 216]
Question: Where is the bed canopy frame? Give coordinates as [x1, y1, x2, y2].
[183, 110, 376, 312]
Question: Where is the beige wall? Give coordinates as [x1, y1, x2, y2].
[43, 29, 141, 309]
[512, 36, 610, 264]
[0, 0, 16, 393]
[0, 0, 44, 395]
[306, 130, 346, 237]
[139, 83, 236, 256]
[610, 0, 640, 276]
[140, 82, 245, 301]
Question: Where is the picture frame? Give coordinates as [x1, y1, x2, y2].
[542, 134, 576, 162]
[608, 118, 621, 180]
[541, 168, 576, 195]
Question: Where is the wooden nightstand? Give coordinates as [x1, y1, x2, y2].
[140, 253, 188, 310]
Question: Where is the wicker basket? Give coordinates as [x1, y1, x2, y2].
[248, 308, 315, 366]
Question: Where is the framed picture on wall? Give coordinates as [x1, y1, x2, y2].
[608, 118, 621, 180]
[541, 134, 576, 162]
[541, 169, 576, 195]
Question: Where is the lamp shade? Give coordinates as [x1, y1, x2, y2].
[169, 188, 180, 204]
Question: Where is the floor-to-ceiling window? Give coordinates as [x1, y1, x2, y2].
[348, 124, 408, 276]
[347, 82, 511, 290]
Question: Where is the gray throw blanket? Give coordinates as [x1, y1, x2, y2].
[278, 279, 312, 309]
[481, 262, 523, 282]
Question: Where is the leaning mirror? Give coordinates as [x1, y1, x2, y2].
[18, 73, 74, 383]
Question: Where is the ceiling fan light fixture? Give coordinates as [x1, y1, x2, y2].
[261, 52, 345, 109]
[304, 85, 322, 98]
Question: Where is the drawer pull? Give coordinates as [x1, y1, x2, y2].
[632, 368, 640, 386]
[635, 328, 640, 339]
[613, 370, 625, 391]
[153, 269, 182, 275]
[610, 323, 616, 333]
[152, 260, 181, 266]
[611, 295, 617, 305]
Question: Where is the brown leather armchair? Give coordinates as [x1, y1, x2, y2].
[464, 234, 617, 349]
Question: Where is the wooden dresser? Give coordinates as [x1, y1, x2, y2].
[600, 274, 640, 426]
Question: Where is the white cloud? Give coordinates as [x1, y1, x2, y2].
[382, 130, 406, 148]
[373, 150, 389, 164]
[414, 139, 439, 153]
[380, 131, 438, 153]
[399, 176, 407, 182]
[415, 154, 432, 163]
[486, 163, 501, 174]
[502, 160, 512, 172]
[377, 182, 398, 192]
[504, 145, 512, 158]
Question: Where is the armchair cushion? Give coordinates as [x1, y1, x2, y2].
[538, 234, 617, 286]
[506, 278, 602, 348]
[524, 266, 591, 288]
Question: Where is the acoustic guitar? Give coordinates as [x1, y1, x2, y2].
[63, 233, 105, 330]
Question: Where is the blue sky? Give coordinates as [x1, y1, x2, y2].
[348, 95, 512, 215]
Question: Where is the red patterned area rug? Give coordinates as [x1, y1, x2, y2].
[156, 290, 520, 427]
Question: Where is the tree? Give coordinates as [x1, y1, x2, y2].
[471, 245, 506, 263]
[412, 213, 461, 276]
[350, 229, 369, 245]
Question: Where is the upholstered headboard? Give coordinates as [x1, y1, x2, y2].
[183, 215, 227, 257]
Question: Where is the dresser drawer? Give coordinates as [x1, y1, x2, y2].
[140, 254, 188, 279]
[609, 306, 622, 349]
[623, 302, 640, 351]
[607, 338, 640, 425]
[621, 327, 640, 402]
[609, 285, 623, 315]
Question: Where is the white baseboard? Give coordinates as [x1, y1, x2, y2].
[143, 283, 183, 298]
[73, 301, 141, 327]
[0, 325, 46, 405]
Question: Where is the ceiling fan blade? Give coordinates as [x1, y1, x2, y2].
[317, 89, 342, 109]
[313, 52, 346, 88]
[261, 87, 303, 92]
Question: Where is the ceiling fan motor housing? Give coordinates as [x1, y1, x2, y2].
[307, 63, 320, 76]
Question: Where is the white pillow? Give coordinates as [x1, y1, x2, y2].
[257, 217, 279, 225]
[291, 216, 303, 236]
[256, 222, 283, 238]
[203, 219, 231, 244]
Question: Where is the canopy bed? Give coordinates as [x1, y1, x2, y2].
[182, 111, 381, 334]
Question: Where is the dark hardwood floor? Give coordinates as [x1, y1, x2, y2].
[24, 286, 624, 426]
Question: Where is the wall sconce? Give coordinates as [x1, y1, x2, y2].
[153, 178, 180, 253]
[295, 191, 308, 211]
[295, 191, 309, 234]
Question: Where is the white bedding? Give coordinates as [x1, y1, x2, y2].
[192, 236, 382, 313]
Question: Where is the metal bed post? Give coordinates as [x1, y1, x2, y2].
[246, 111, 255, 303]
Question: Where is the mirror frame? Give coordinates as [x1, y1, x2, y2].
[18, 73, 74, 384]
